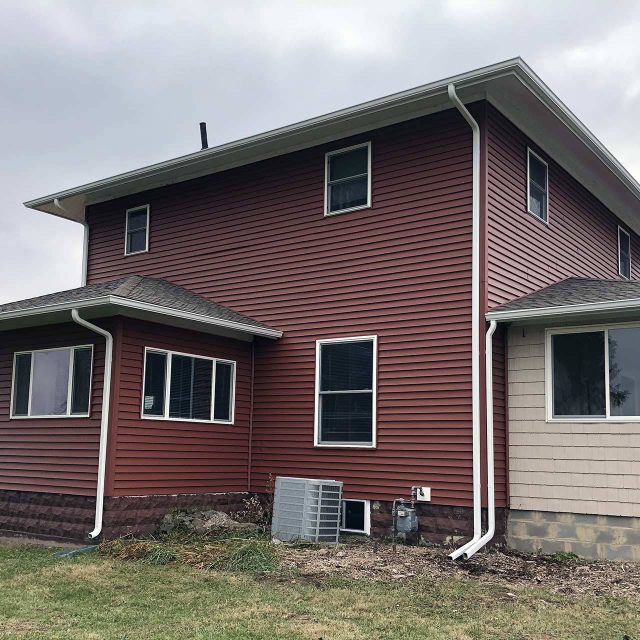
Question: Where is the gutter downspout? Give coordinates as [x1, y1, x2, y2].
[71, 309, 113, 539]
[461, 320, 497, 559]
[54, 198, 89, 286]
[447, 83, 482, 561]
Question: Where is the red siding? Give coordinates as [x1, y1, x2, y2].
[0, 323, 108, 495]
[86, 108, 478, 506]
[486, 104, 640, 307]
[108, 319, 252, 497]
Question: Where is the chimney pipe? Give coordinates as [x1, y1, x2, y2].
[199, 122, 208, 150]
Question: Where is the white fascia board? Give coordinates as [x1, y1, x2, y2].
[486, 297, 640, 322]
[0, 296, 282, 339]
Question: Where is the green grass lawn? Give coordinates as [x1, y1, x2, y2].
[0, 542, 638, 640]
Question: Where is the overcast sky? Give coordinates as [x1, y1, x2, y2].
[2, 0, 640, 303]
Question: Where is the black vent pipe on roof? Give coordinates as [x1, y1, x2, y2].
[200, 122, 208, 150]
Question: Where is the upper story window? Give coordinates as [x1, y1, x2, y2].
[527, 149, 548, 223]
[125, 205, 150, 255]
[325, 142, 371, 216]
[315, 336, 376, 447]
[142, 348, 236, 424]
[618, 226, 631, 279]
[548, 325, 640, 420]
[11, 345, 93, 418]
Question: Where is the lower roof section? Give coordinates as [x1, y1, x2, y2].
[486, 277, 640, 325]
[0, 275, 282, 341]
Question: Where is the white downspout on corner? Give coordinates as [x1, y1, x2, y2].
[447, 83, 482, 561]
[71, 309, 113, 539]
[462, 319, 497, 559]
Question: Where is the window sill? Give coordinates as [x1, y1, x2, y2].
[546, 417, 640, 423]
[340, 528, 369, 535]
[124, 249, 149, 257]
[314, 442, 376, 449]
[526, 207, 549, 225]
[10, 414, 91, 420]
[324, 203, 371, 218]
[140, 414, 234, 425]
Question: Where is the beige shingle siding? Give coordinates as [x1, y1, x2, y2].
[508, 326, 640, 518]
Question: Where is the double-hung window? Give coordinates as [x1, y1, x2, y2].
[527, 149, 548, 222]
[548, 326, 640, 420]
[142, 348, 236, 423]
[315, 336, 376, 447]
[325, 142, 371, 215]
[11, 346, 93, 418]
[125, 205, 150, 255]
[618, 226, 631, 279]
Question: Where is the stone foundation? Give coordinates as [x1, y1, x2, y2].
[508, 510, 640, 561]
[370, 501, 506, 546]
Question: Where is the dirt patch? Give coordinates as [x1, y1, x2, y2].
[277, 542, 640, 598]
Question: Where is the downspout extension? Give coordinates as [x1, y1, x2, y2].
[462, 320, 497, 559]
[447, 83, 482, 561]
[71, 309, 113, 539]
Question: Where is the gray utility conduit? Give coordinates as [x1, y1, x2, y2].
[71, 309, 113, 539]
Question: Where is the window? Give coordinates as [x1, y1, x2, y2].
[325, 142, 371, 215]
[527, 149, 548, 222]
[619, 226, 631, 279]
[11, 346, 93, 418]
[341, 499, 370, 534]
[315, 336, 376, 446]
[142, 348, 236, 423]
[548, 326, 640, 420]
[125, 204, 149, 255]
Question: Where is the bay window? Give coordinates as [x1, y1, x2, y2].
[11, 345, 93, 418]
[142, 348, 236, 424]
[548, 326, 640, 419]
[315, 336, 377, 446]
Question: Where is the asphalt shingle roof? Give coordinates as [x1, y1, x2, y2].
[488, 277, 640, 315]
[0, 275, 277, 333]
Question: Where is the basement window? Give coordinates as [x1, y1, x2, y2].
[548, 326, 640, 420]
[142, 348, 236, 424]
[325, 142, 371, 215]
[619, 226, 631, 279]
[11, 345, 93, 418]
[341, 499, 371, 534]
[315, 336, 376, 447]
[125, 204, 150, 255]
[527, 149, 548, 222]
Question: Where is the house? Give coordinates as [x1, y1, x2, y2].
[2, 58, 640, 561]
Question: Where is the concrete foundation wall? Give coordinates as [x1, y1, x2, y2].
[508, 509, 640, 561]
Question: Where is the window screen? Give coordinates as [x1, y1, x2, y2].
[213, 361, 234, 422]
[12, 346, 93, 418]
[318, 338, 375, 444]
[125, 205, 149, 255]
[168, 355, 213, 420]
[143, 351, 167, 416]
[326, 145, 370, 214]
[528, 150, 548, 221]
[619, 228, 631, 279]
[609, 327, 640, 416]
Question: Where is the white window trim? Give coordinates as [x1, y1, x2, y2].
[340, 499, 371, 535]
[526, 148, 549, 225]
[618, 225, 631, 279]
[314, 335, 377, 448]
[545, 322, 640, 422]
[10, 345, 94, 419]
[324, 141, 372, 217]
[124, 204, 150, 256]
[141, 346, 236, 425]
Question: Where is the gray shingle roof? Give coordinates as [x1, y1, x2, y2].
[0, 275, 279, 334]
[488, 277, 640, 317]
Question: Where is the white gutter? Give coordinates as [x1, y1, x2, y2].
[0, 296, 283, 339]
[71, 309, 113, 539]
[447, 83, 482, 561]
[461, 320, 498, 559]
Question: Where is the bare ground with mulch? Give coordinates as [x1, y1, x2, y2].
[276, 541, 640, 598]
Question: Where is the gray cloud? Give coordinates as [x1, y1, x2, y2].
[2, 0, 640, 303]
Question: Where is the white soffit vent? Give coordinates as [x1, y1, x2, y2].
[271, 476, 343, 544]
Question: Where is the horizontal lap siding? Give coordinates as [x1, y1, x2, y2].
[486, 104, 640, 308]
[109, 319, 252, 496]
[0, 323, 108, 495]
[87, 108, 475, 506]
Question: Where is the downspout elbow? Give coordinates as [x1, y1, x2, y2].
[71, 309, 113, 540]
